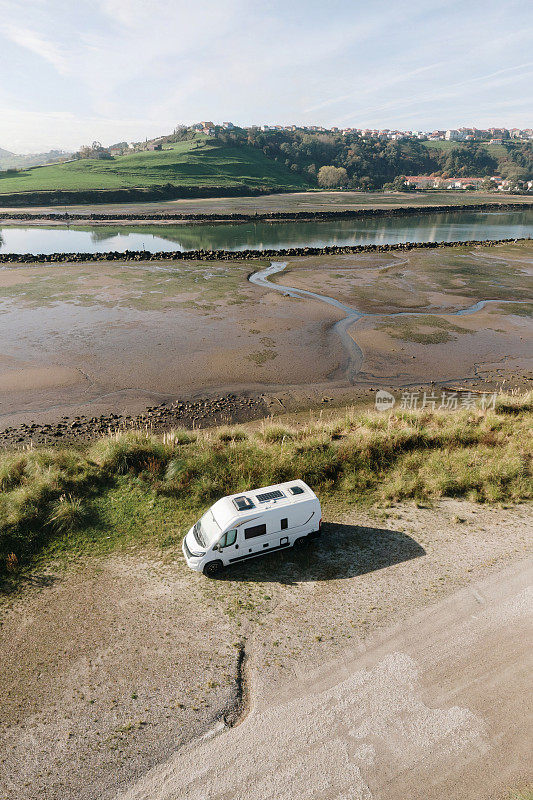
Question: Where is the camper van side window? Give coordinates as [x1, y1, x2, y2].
[223, 529, 237, 547]
[281, 518, 288, 530]
[244, 523, 267, 540]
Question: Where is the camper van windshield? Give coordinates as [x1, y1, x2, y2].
[193, 509, 221, 548]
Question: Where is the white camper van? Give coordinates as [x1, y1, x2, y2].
[182, 480, 322, 576]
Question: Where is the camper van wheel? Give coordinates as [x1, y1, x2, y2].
[203, 560, 223, 577]
[294, 537, 308, 548]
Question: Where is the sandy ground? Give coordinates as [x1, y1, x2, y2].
[1, 191, 532, 217]
[0, 500, 531, 800]
[120, 557, 533, 800]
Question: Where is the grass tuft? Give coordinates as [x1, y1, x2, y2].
[47, 494, 86, 534]
[259, 425, 296, 443]
[0, 454, 27, 491]
[217, 427, 248, 443]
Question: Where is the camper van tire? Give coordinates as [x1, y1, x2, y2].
[294, 536, 309, 547]
[203, 560, 223, 577]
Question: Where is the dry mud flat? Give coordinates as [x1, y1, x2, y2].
[0, 501, 531, 800]
[0, 199, 531, 225]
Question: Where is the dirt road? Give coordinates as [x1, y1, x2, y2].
[119, 558, 532, 800]
[1, 501, 531, 800]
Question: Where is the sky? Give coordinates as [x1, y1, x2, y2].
[0, 0, 531, 153]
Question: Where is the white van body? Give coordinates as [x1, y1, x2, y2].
[182, 480, 321, 575]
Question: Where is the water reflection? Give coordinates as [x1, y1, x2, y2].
[0, 210, 531, 254]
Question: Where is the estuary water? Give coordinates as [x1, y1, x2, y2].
[0, 209, 531, 254]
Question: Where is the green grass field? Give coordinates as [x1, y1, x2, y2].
[422, 140, 461, 152]
[0, 136, 312, 194]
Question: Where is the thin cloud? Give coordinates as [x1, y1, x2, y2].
[2, 24, 69, 74]
[335, 62, 533, 125]
[304, 62, 447, 114]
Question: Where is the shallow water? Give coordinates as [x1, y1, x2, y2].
[0, 209, 532, 254]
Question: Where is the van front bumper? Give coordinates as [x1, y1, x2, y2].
[182, 537, 205, 571]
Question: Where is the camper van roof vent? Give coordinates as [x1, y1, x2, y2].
[289, 485, 304, 495]
[233, 495, 255, 511]
[256, 489, 285, 503]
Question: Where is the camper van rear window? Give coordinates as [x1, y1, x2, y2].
[289, 486, 304, 495]
[233, 496, 255, 511]
[256, 489, 285, 503]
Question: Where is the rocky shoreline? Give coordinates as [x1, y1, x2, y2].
[0, 393, 269, 449]
[0, 235, 530, 264]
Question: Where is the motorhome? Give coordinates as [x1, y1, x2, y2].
[182, 480, 322, 576]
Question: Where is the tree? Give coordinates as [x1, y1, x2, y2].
[78, 141, 111, 160]
[389, 175, 407, 191]
[317, 165, 348, 188]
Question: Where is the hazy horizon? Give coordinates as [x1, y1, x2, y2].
[0, 0, 531, 153]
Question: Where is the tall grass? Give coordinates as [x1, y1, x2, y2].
[1, 396, 531, 575]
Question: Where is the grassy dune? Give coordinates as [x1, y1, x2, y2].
[0, 137, 311, 194]
[1, 394, 531, 578]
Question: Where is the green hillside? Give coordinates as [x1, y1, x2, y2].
[422, 139, 512, 167]
[0, 136, 311, 195]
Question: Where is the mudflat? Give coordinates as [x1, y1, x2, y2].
[1, 190, 533, 217]
[0, 241, 531, 439]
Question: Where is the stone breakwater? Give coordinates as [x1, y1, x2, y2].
[0, 201, 530, 223]
[0, 395, 268, 449]
[0, 236, 530, 264]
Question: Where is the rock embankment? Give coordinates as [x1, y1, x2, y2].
[0, 201, 530, 223]
[0, 394, 267, 449]
[0, 235, 530, 264]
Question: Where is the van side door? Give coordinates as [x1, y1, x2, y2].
[217, 528, 239, 565]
